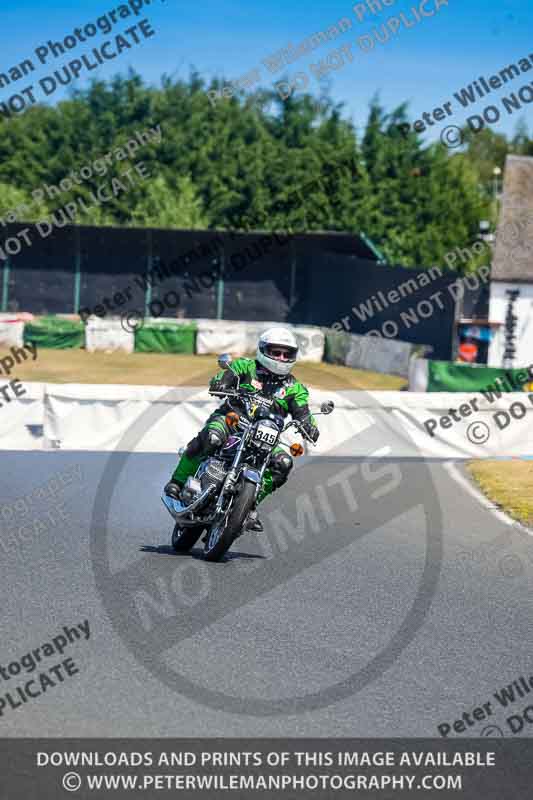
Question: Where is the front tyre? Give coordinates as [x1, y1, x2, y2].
[203, 481, 257, 562]
[171, 523, 204, 553]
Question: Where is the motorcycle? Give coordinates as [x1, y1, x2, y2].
[162, 353, 335, 562]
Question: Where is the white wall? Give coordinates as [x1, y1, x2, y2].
[488, 282, 533, 367]
[0, 320, 24, 348]
[3, 383, 533, 457]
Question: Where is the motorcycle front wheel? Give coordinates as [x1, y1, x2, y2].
[203, 480, 257, 562]
[171, 523, 204, 553]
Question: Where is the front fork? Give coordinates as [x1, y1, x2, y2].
[214, 429, 249, 517]
[216, 430, 271, 515]
[242, 461, 269, 504]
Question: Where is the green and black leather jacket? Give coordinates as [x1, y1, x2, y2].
[211, 357, 317, 428]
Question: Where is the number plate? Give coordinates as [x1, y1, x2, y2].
[254, 423, 278, 446]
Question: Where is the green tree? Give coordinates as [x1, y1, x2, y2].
[129, 174, 209, 228]
[0, 71, 526, 275]
[459, 125, 509, 200]
[0, 182, 49, 222]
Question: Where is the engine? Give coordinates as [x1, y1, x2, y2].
[199, 458, 227, 492]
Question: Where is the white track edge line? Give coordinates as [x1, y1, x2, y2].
[443, 460, 533, 538]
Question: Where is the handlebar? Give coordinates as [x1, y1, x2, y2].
[283, 417, 315, 444]
[209, 386, 258, 398]
[208, 387, 322, 444]
[208, 390, 241, 398]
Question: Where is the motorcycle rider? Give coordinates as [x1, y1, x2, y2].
[164, 327, 320, 532]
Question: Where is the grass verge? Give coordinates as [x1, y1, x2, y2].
[0, 348, 406, 390]
[467, 460, 533, 528]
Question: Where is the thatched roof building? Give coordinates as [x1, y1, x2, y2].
[492, 155, 533, 283]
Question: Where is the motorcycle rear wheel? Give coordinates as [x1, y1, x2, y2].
[171, 523, 204, 553]
[203, 481, 257, 562]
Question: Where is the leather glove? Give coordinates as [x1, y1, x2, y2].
[302, 421, 320, 443]
[210, 371, 238, 393]
[209, 379, 225, 393]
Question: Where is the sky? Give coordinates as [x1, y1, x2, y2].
[1, 0, 532, 143]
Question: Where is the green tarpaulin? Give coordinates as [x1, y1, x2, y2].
[135, 323, 197, 354]
[24, 316, 85, 349]
[427, 361, 533, 392]
[323, 330, 350, 364]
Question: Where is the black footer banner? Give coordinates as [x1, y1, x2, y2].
[1, 738, 532, 799]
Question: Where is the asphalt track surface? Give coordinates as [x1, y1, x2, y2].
[1, 450, 533, 737]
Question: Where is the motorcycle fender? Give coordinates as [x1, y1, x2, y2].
[242, 467, 261, 484]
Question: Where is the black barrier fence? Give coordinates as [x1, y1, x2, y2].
[0, 223, 485, 359]
[0, 739, 532, 798]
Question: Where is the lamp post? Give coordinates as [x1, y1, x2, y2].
[492, 166, 502, 222]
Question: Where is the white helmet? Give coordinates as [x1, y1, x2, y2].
[257, 327, 299, 376]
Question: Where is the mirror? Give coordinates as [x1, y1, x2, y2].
[320, 400, 335, 414]
[217, 353, 233, 370]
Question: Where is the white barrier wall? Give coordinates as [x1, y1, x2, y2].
[196, 319, 253, 356]
[346, 334, 414, 377]
[42, 384, 207, 452]
[196, 319, 325, 362]
[85, 318, 135, 353]
[2, 382, 533, 457]
[408, 358, 429, 391]
[292, 326, 325, 363]
[0, 382, 44, 450]
[31, 385, 533, 458]
[0, 321, 24, 348]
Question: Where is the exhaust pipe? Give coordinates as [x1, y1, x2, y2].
[161, 484, 216, 525]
